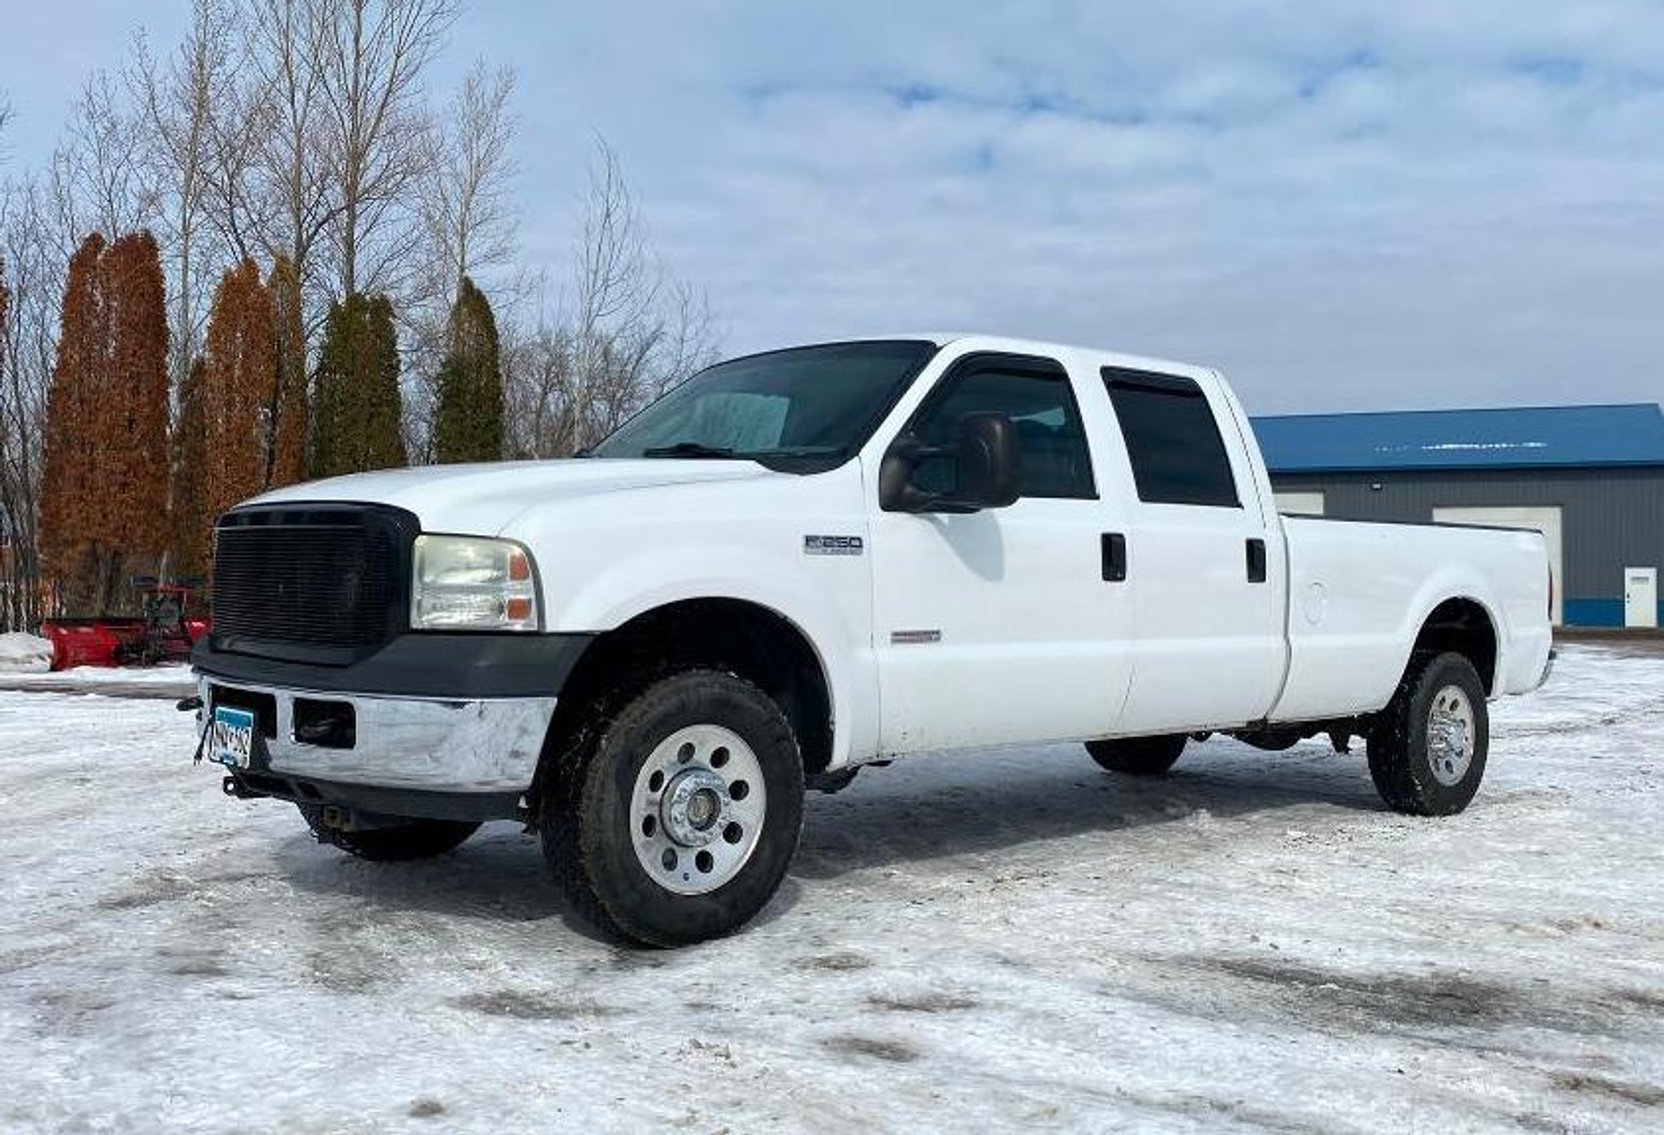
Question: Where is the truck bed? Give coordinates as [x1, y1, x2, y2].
[1271, 516, 1554, 722]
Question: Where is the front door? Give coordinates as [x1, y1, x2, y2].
[868, 352, 1133, 753]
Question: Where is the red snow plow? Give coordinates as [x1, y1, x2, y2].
[41, 578, 209, 670]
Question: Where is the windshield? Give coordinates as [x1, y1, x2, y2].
[590, 340, 939, 471]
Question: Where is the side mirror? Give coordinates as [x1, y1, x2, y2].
[879, 412, 1022, 513]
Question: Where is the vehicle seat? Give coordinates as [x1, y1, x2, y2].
[1015, 418, 1090, 497]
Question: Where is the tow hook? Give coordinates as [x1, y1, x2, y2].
[176, 694, 204, 713]
[320, 805, 352, 831]
[222, 775, 268, 800]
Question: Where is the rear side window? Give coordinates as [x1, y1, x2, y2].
[910, 357, 1096, 500]
[1102, 367, 1240, 507]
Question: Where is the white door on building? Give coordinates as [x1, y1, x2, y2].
[1626, 567, 1659, 629]
[1432, 506, 1563, 626]
[1274, 491, 1325, 516]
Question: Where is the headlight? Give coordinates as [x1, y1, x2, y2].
[411, 535, 539, 631]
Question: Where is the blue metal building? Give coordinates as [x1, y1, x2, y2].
[1250, 403, 1664, 628]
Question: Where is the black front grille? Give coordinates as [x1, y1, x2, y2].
[211, 506, 416, 662]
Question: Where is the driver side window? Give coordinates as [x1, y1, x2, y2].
[907, 359, 1097, 500]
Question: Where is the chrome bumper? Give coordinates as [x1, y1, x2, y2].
[197, 676, 556, 793]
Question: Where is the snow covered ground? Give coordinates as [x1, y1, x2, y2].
[2, 644, 1661, 1133]
[0, 662, 193, 690]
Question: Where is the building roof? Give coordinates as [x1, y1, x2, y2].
[1251, 403, 1664, 473]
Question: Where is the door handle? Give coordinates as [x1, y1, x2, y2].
[1246, 537, 1267, 583]
[1102, 533, 1127, 582]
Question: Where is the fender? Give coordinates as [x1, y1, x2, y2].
[1396, 576, 1507, 698]
[553, 543, 877, 769]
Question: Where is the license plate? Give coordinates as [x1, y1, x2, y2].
[211, 706, 256, 769]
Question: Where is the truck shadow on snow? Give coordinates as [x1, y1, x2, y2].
[791, 738, 1384, 880]
[267, 738, 1379, 928]
[270, 827, 569, 922]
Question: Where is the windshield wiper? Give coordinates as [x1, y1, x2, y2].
[641, 441, 740, 459]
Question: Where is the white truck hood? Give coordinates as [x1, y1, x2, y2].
[245, 459, 780, 534]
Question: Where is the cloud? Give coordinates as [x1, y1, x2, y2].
[455, 0, 1664, 411]
[7, 0, 1664, 411]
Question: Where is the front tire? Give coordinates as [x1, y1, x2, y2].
[298, 806, 480, 861]
[541, 670, 805, 947]
[1367, 651, 1489, 816]
[1085, 734, 1187, 776]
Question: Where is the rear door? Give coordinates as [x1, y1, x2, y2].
[1100, 367, 1286, 732]
[868, 351, 1134, 752]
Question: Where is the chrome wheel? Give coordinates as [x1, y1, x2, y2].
[630, 724, 767, 895]
[1427, 684, 1476, 786]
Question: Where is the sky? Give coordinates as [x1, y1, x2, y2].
[3, 0, 1664, 414]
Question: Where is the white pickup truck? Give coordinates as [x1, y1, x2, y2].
[193, 335, 1554, 945]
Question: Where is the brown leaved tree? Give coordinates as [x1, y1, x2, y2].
[189, 258, 274, 563]
[104, 231, 173, 575]
[40, 235, 107, 610]
[40, 230, 171, 612]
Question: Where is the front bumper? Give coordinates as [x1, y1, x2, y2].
[192, 630, 593, 699]
[197, 674, 557, 794]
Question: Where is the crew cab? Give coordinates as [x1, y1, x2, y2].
[192, 335, 1554, 945]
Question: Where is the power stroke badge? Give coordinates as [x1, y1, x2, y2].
[804, 535, 864, 556]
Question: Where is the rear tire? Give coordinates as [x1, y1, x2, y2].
[298, 805, 480, 861]
[540, 670, 805, 947]
[1367, 651, 1489, 816]
[1086, 734, 1187, 776]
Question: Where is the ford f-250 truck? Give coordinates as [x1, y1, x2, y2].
[192, 335, 1554, 945]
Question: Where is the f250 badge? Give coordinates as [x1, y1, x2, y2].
[804, 535, 864, 556]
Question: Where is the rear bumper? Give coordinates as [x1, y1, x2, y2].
[1534, 646, 1557, 691]
[196, 674, 556, 795]
[1498, 624, 1555, 696]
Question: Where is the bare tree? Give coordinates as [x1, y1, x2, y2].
[63, 70, 156, 237]
[421, 59, 517, 303]
[0, 174, 71, 629]
[402, 58, 517, 461]
[653, 276, 721, 399]
[196, 61, 273, 268]
[571, 137, 658, 393]
[501, 302, 581, 458]
[504, 140, 722, 458]
[0, 106, 40, 629]
[217, 0, 456, 363]
[240, 0, 334, 317]
[572, 139, 720, 433]
[317, 0, 457, 300]
[130, 0, 244, 390]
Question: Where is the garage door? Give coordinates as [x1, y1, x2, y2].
[1274, 491, 1325, 516]
[1432, 506, 1563, 626]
